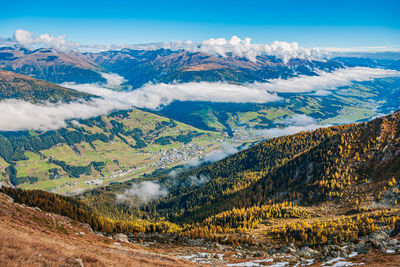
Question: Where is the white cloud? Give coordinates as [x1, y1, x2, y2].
[0, 98, 130, 132]
[13, 29, 34, 47]
[255, 67, 400, 93]
[186, 142, 241, 167]
[143, 36, 326, 63]
[1, 67, 399, 132]
[9, 30, 325, 63]
[253, 113, 327, 138]
[312, 89, 332, 96]
[116, 181, 168, 204]
[6, 30, 400, 63]
[316, 46, 400, 53]
[186, 175, 210, 187]
[100, 72, 126, 88]
[98, 36, 326, 63]
[280, 114, 316, 126]
[253, 124, 328, 138]
[13, 29, 80, 51]
[0, 81, 280, 131]
[63, 81, 282, 110]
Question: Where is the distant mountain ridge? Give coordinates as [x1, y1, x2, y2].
[86, 48, 343, 88]
[0, 46, 106, 84]
[0, 69, 92, 102]
[0, 46, 346, 88]
[2, 46, 400, 91]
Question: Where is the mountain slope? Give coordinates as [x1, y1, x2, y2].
[78, 110, 399, 224]
[0, 108, 222, 193]
[0, 69, 92, 102]
[0, 70, 224, 194]
[154, 110, 400, 223]
[87, 48, 342, 88]
[0, 46, 105, 84]
[1, 46, 343, 88]
[0, 192, 192, 266]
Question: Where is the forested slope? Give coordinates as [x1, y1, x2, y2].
[159, 111, 400, 223]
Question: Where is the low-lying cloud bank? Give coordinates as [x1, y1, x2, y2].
[0, 98, 129, 131]
[253, 124, 328, 139]
[0, 67, 399, 131]
[255, 67, 400, 93]
[253, 114, 331, 138]
[185, 142, 240, 167]
[64, 81, 282, 109]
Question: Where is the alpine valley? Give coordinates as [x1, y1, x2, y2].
[1, 31, 400, 266]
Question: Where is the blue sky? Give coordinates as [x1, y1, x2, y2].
[1, 0, 400, 48]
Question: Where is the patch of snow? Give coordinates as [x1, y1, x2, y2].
[227, 259, 281, 267]
[325, 257, 346, 265]
[349, 252, 358, 258]
[323, 256, 364, 267]
[331, 262, 360, 267]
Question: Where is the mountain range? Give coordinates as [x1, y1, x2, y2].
[1, 42, 400, 266]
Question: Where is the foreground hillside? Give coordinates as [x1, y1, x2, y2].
[2, 186, 400, 266]
[0, 192, 192, 267]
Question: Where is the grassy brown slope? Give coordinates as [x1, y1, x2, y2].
[0, 193, 194, 267]
[0, 69, 92, 102]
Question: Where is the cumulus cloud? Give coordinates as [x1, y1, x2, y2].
[116, 181, 168, 204]
[9, 30, 326, 62]
[255, 67, 400, 93]
[8, 30, 400, 64]
[132, 36, 326, 63]
[13, 29, 79, 51]
[92, 36, 326, 63]
[195, 37, 325, 63]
